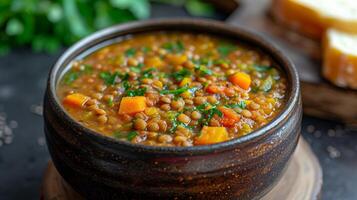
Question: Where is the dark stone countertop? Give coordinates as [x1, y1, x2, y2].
[0, 3, 356, 200]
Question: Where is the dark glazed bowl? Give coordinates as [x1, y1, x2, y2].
[44, 19, 301, 200]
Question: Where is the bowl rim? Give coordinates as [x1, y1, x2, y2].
[47, 18, 300, 154]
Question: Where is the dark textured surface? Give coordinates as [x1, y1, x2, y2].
[0, 3, 356, 200]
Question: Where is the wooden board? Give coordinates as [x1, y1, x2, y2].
[226, 0, 357, 124]
[41, 138, 322, 200]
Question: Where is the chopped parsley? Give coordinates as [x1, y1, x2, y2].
[127, 131, 138, 141]
[125, 48, 136, 57]
[260, 76, 273, 92]
[217, 43, 237, 56]
[126, 87, 147, 97]
[194, 102, 223, 126]
[195, 65, 212, 76]
[99, 71, 129, 85]
[167, 111, 193, 134]
[99, 71, 120, 85]
[113, 131, 138, 141]
[160, 85, 191, 95]
[141, 46, 151, 53]
[142, 68, 156, 79]
[225, 101, 247, 109]
[253, 64, 272, 72]
[107, 98, 114, 107]
[64, 71, 79, 85]
[162, 40, 184, 53]
[63, 64, 93, 85]
[171, 68, 191, 81]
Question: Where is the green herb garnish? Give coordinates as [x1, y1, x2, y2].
[160, 85, 190, 95]
[126, 87, 147, 97]
[162, 40, 184, 53]
[142, 68, 156, 79]
[142, 46, 151, 53]
[127, 131, 138, 141]
[122, 81, 130, 90]
[64, 71, 79, 84]
[194, 65, 212, 76]
[217, 43, 237, 56]
[260, 76, 273, 92]
[253, 64, 272, 72]
[99, 71, 129, 85]
[225, 101, 246, 109]
[108, 98, 114, 107]
[63, 64, 93, 84]
[130, 66, 141, 73]
[194, 103, 222, 125]
[99, 71, 120, 85]
[171, 68, 191, 81]
[125, 48, 136, 57]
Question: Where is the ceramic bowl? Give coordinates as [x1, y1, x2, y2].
[44, 19, 301, 200]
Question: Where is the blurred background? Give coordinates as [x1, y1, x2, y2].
[0, 0, 356, 199]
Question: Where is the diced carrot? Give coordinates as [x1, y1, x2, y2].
[195, 126, 229, 145]
[118, 96, 146, 115]
[180, 77, 192, 87]
[220, 118, 237, 127]
[229, 72, 251, 90]
[63, 93, 89, 108]
[218, 107, 240, 127]
[166, 54, 187, 65]
[206, 85, 224, 94]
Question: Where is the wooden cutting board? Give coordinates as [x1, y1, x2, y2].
[41, 138, 322, 200]
[226, 0, 357, 125]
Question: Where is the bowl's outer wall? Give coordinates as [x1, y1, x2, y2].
[44, 19, 302, 200]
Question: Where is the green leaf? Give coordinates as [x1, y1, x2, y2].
[260, 76, 273, 92]
[122, 81, 130, 90]
[160, 85, 190, 95]
[99, 71, 120, 85]
[64, 71, 79, 85]
[217, 43, 236, 56]
[6, 18, 23, 36]
[162, 40, 184, 53]
[195, 65, 212, 76]
[125, 48, 136, 57]
[130, 66, 141, 73]
[108, 98, 114, 107]
[47, 3, 63, 23]
[110, 0, 150, 19]
[62, 0, 91, 38]
[81, 64, 93, 74]
[171, 68, 191, 81]
[126, 87, 147, 96]
[253, 64, 272, 72]
[142, 68, 155, 78]
[127, 131, 138, 141]
[225, 101, 246, 109]
[185, 0, 215, 17]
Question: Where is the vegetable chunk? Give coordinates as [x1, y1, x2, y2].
[195, 126, 229, 145]
[119, 96, 146, 114]
[63, 93, 89, 108]
[218, 107, 240, 127]
[229, 72, 251, 90]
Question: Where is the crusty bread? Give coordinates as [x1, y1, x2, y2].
[323, 29, 357, 89]
[272, 0, 357, 39]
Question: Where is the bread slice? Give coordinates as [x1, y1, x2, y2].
[323, 29, 357, 89]
[272, 0, 357, 39]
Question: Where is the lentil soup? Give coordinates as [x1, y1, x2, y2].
[57, 32, 287, 147]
